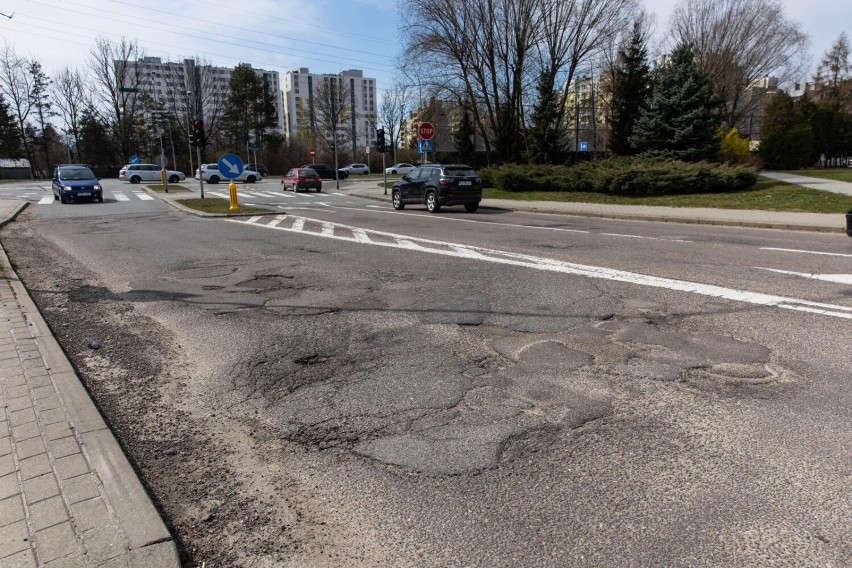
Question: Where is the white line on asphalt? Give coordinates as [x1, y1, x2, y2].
[259, 191, 282, 197]
[760, 247, 852, 258]
[332, 192, 347, 196]
[600, 232, 693, 242]
[134, 193, 154, 200]
[227, 214, 852, 320]
[246, 216, 262, 224]
[208, 192, 229, 198]
[757, 267, 852, 285]
[112, 193, 130, 202]
[37, 196, 53, 204]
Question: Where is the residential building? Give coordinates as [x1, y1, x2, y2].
[282, 68, 377, 159]
[565, 74, 608, 153]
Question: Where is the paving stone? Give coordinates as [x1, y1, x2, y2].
[5, 395, 33, 413]
[34, 522, 81, 563]
[97, 553, 131, 568]
[34, 394, 61, 412]
[48, 437, 80, 460]
[37, 408, 66, 427]
[14, 437, 45, 461]
[30, 385, 56, 401]
[11, 421, 40, 442]
[0, 494, 25, 527]
[0, 547, 37, 567]
[128, 541, 180, 567]
[29, 495, 69, 532]
[0, 420, 8, 437]
[25, 375, 51, 388]
[81, 523, 127, 564]
[54, 454, 89, 480]
[0, 519, 30, 559]
[0, 471, 20, 500]
[0, 358, 19, 369]
[21, 359, 44, 371]
[9, 407, 36, 427]
[61, 473, 100, 505]
[42, 423, 73, 442]
[19, 454, 52, 481]
[22, 473, 60, 505]
[0, 435, 11, 457]
[4, 385, 28, 399]
[42, 553, 86, 567]
[0, 453, 14, 476]
[1, 374, 26, 387]
[70, 497, 111, 533]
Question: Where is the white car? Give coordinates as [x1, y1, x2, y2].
[385, 163, 415, 175]
[119, 164, 186, 184]
[341, 163, 370, 175]
[194, 163, 262, 184]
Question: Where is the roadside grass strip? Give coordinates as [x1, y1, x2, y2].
[228, 214, 852, 321]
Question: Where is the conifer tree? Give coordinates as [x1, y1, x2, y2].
[453, 110, 476, 164]
[758, 91, 813, 169]
[0, 97, 22, 157]
[630, 43, 723, 161]
[526, 75, 567, 164]
[609, 22, 651, 156]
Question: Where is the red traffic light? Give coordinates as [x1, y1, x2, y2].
[194, 120, 204, 129]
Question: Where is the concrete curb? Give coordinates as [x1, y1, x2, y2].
[0, 201, 29, 229]
[140, 185, 278, 218]
[0, 232, 181, 565]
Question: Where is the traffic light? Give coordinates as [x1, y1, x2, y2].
[376, 128, 386, 152]
[192, 120, 205, 147]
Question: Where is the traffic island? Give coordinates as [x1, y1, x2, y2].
[175, 197, 275, 215]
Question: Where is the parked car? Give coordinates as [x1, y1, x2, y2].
[385, 163, 415, 175]
[52, 164, 103, 204]
[119, 163, 186, 184]
[281, 167, 322, 192]
[341, 163, 369, 175]
[194, 163, 261, 184]
[392, 164, 482, 213]
[246, 163, 269, 177]
[300, 163, 348, 180]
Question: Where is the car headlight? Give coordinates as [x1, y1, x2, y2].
[63, 186, 72, 191]
[94, 184, 102, 190]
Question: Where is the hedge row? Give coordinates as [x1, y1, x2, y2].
[478, 158, 758, 195]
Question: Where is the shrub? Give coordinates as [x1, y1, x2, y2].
[480, 158, 758, 195]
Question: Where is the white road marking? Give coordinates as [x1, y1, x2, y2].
[246, 216, 262, 224]
[37, 196, 53, 204]
[259, 191, 283, 197]
[758, 268, 852, 285]
[227, 214, 852, 321]
[133, 193, 154, 200]
[208, 192, 229, 198]
[241, 191, 263, 198]
[761, 247, 852, 258]
[112, 193, 130, 201]
[600, 232, 693, 242]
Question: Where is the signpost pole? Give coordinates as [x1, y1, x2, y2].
[197, 146, 204, 198]
[382, 151, 387, 195]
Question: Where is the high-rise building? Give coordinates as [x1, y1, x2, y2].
[282, 68, 377, 159]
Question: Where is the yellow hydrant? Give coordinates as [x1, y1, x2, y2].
[228, 180, 240, 211]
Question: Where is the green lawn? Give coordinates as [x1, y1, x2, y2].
[175, 198, 274, 214]
[481, 178, 852, 213]
[146, 184, 192, 192]
[780, 168, 852, 183]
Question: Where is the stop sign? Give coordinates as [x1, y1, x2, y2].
[418, 122, 435, 140]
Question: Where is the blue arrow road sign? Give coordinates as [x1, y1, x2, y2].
[417, 139, 433, 153]
[129, 154, 140, 164]
[579, 141, 589, 152]
[217, 153, 244, 180]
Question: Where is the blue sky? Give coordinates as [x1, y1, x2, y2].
[1, 0, 848, 90]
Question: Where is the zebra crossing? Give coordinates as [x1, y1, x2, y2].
[23, 188, 359, 207]
[33, 191, 155, 204]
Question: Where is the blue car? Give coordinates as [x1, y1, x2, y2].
[52, 165, 103, 203]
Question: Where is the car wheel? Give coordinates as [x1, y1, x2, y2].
[425, 191, 441, 213]
[53, 193, 58, 201]
[130, 176, 141, 184]
[60, 195, 67, 204]
[98, 195, 104, 203]
[391, 170, 397, 174]
[316, 187, 322, 193]
[209, 176, 219, 184]
[392, 190, 405, 210]
[246, 175, 256, 183]
[464, 202, 479, 213]
[169, 175, 179, 183]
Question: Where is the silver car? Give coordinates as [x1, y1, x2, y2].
[120, 164, 186, 184]
[342, 163, 370, 175]
[194, 164, 262, 184]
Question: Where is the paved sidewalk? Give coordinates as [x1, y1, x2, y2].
[342, 178, 849, 233]
[0, 200, 179, 567]
[760, 171, 852, 196]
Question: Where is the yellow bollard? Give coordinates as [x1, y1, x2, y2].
[228, 180, 240, 211]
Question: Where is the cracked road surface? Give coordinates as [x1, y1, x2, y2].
[2, 204, 850, 567]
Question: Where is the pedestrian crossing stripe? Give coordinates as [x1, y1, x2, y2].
[38, 197, 53, 204]
[113, 193, 130, 201]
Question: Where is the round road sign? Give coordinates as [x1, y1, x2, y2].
[418, 122, 435, 140]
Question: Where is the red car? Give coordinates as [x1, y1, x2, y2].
[281, 167, 322, 193]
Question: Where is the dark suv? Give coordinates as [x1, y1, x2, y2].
[300, 163, 348, 180]
[392, 164, 482, 213]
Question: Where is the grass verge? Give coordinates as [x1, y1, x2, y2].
[146, 184, 192, 192]
[481, 178, 852, 213]
[780, 168, 852, 183]
[175, 198, 275, 214]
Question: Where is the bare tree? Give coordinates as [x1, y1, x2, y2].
[0, 42, 35, 175]
[160, 57, 225, 156]
[669, 0, 809, 130]
[86, 37, 147, 163]
[51, 67, 88, 161]
[311, 76, 352, 183]
[815, 32, 851, 97]
[378, 83, 411, 163]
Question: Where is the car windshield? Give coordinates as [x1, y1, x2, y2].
[301, 169, 318, 176]
[58, 168, 96, 180]
[443, 167, 477, 177]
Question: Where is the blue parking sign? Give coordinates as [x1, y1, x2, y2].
[579, 141, 589, 152]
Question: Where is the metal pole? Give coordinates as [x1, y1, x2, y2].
[382, 151, 387, 195]
[196, 145, 204, 198]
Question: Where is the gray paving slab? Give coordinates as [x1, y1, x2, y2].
[0, 199, 179, 566]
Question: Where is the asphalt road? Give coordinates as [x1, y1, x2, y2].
[1, 177, 850, 567]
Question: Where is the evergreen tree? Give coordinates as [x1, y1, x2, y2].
[221, 64, 277, 154]
[78, 109, 118, 173]
[28, 61, 56, 173]
[630, 43, 723, 162]
[453, 110, 476, 164]
[609, 22, 652, 156]
[526, 74, 568, 164]
[758, 92, 813, 169]
[0, 97, 22, 157]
